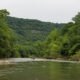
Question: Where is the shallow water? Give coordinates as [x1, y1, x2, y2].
[0, 59, 80, 80]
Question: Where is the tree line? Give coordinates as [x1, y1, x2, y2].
[0, 9, 80, 60]
[6, 16, 63, 44]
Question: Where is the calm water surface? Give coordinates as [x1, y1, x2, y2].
[0, 60, 80, 80]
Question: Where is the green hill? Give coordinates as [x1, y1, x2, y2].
[6, 16, 63, 44]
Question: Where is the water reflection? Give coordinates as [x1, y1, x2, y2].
[0, 61, 80, 80]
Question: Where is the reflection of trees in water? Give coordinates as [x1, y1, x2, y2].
[48, 62, 80, 80]
[0, 76, 8, 80]
[0, 62, 80, 80]
[0, 64, 22, 80]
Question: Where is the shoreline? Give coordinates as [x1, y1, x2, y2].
[0, 60, 11, 65]
[0, 58, 80, 65]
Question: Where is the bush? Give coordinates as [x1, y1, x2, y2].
[69, 44, 80, 55]
[70, 50, 80, 61]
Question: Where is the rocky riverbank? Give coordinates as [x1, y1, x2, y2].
[0, 58, 80, 65]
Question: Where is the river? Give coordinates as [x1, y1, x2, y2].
[0, 58, 80, 80]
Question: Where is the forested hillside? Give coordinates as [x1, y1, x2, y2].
[6, 16, 63, 44]
[0, 9, 80, 60]
[0, 9, 64, 58]
[34, 12, 80, 60]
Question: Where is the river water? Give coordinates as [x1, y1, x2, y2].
[0, 58, 80, 80]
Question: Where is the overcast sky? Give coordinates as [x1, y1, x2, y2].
[0, 0, 80, 23]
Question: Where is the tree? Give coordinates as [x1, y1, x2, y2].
[72, 12, 80, 24]
[0, 9, 16, 58]
[0, 9, 9, 19]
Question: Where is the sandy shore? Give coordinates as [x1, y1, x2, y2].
[0, 60, 10, 65]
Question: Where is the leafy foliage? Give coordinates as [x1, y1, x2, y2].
[0, 9, 80, 60]
[6, 16, 63, 44]
[36, 12, 80, 59]
[0, 9, 17, 58]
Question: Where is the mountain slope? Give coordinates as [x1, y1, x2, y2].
[6, 16, 63, 44]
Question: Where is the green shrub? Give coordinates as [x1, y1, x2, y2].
[70, 50, 80, 61]
[69, 44, 80, 55]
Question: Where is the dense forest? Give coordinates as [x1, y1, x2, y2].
[34, 12, 80, 60]
[5, 16, 63, 45]
[0, 9, 80, 60]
